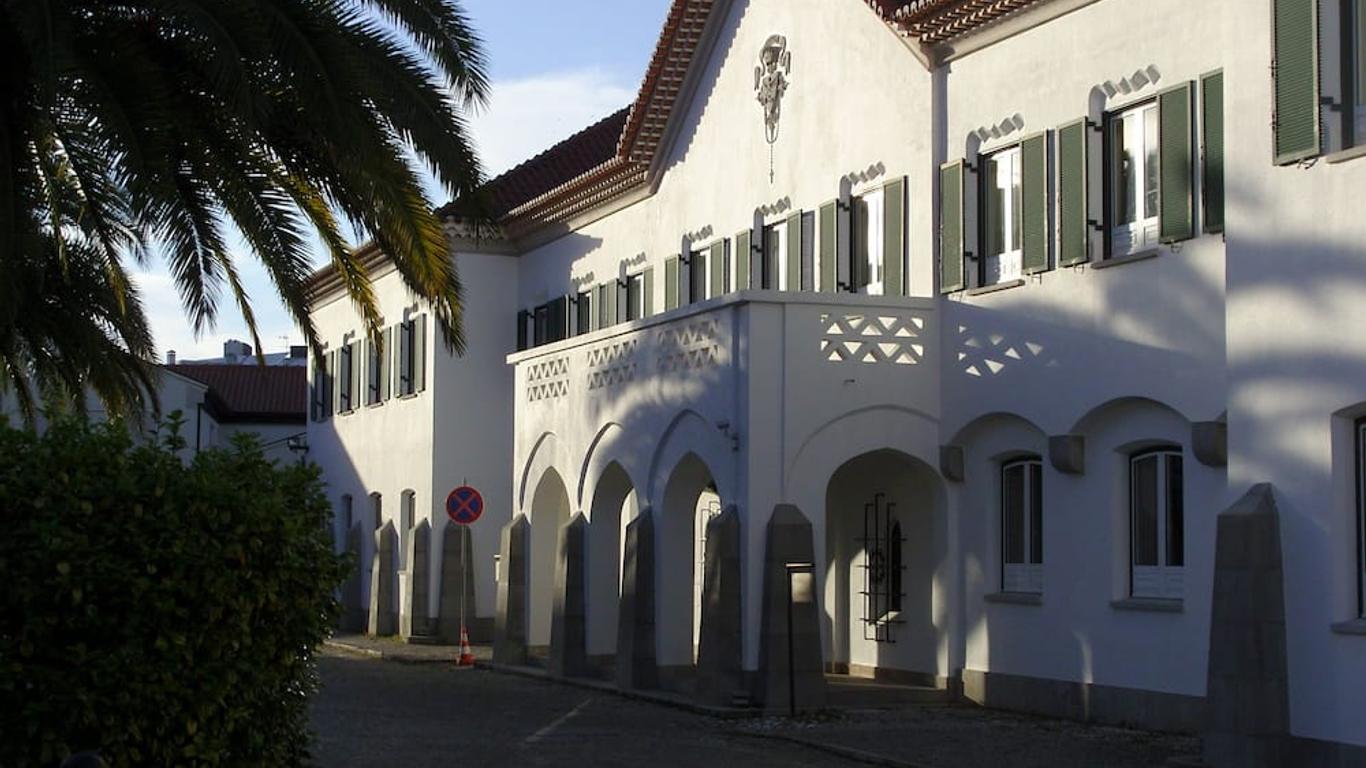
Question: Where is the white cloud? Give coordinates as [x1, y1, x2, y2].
[134, 267, 301, 362]
[468, 68, 636, 177]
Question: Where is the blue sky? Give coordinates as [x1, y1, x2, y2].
[141, 0, 672, 361]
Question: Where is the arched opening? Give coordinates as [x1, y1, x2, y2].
[528, 468, 571, 653]
[586, 462, 638, 663]
[658, 452, 722, 682]
[824, 449, 943, 681]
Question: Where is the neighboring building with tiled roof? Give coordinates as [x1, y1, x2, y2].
[166, 364, 306, 425]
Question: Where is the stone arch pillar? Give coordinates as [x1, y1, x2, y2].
[757, 504, 826, 712]
[399, 520, 431, 639]
[696, 505, 743, 706]
[340, 521, 365, 632]
[616, 508, 658, 690]
[439, 521, 477, 643]
[549, 513, 589, 677]
[494, 515, 530, 665]
[368, 521, 398, 636]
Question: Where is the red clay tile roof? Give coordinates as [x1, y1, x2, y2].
[437, 0, 716, 230]
[867, 0, 1050, 44]
[436, 107, 630, 221]
[166, 365, 306, 424]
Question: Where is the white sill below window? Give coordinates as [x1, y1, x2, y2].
[1331, 618, 1366, 635]
[985, 591, 1043, 606]
[1110, 218, 1159, 258]
[1132, 565, 1184, 601]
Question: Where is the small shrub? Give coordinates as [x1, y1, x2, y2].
[0, 415, 348, 767]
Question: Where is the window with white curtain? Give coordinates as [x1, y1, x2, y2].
[983, 145, 1023, 285]
[1107, 100, 1160, 256]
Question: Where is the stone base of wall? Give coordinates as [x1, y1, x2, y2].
[827, 662, 952, 691]
[1286, 734, 1366, 767]
[962, 669, 1205, 733]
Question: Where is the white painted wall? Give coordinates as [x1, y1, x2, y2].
[309, 0, 1366, 748]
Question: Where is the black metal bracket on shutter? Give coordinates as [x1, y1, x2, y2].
[1085, 118, 1104, 134]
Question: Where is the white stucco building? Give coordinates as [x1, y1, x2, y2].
[307, 0, 1366, 762]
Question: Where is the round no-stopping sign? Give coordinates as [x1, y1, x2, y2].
[446, 485, 484, 525]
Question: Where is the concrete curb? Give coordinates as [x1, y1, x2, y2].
[323, 638, 467, 666]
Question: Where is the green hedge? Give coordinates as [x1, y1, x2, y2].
[0, 416, 348, 767]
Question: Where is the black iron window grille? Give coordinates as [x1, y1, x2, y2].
[859, 492, 905, 643]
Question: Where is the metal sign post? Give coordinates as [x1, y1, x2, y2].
[785, 562, 815, 717]
[446, 485, 483, 666]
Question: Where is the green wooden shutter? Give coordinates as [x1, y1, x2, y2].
[819, 201, 837, 292]
[381, 326, 392, 400]
[346, 337, 357, 404]
[883, 177, 906, 295]
[939, 160, 965, 293]
[328, 350, 339, 414]
[709, 241, 726, 297]
[608, 281, 621, 323]
[664, 255, 680, 311]
[1020, 133, 1049, 273]
[736, 230, 751, 289]
[785, 212, 801, 291]
[1159, 82, 1195, 243]
[1273, 0, 1321, 164]
[1201, 71, 1225, 233]
[414, 316, 427, 393]
[1057, 119, 1089, 266]
[643, 266, 655, 317]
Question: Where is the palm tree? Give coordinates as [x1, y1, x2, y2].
[0, 146, 158, 424]
[0, 0, 489, 418]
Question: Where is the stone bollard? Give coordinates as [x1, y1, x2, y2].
[439, 521, 477, 644]
[757, 504, 826, 712]
[616, 508, 658, 690]
[549, 513, 589, 677]
[368, 521, 398, 636]
[696, 504, 743, 706]
[340, 521, 366, 632]
[1203, 484, 1290, 767]
[494, 515, 530, 665]
[399, 519, 431, 640]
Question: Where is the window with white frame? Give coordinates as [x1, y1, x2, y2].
[1107, 101, 1160, 256]
[762, 222, 784, 290]
[1001, 458, 1043, 593]
[851, 188, 885, 294]
[575, 289, 592, 335]
[1356, 418, 1366, 616]
[1345, 0, 1366, 147]
[983, 146, 1024, 285]
[1130, 448, 1184, 600]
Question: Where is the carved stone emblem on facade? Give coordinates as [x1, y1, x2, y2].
[754, 34, 791, 146]
[754, 34, 791, 183]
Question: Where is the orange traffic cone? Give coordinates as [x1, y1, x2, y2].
[457, 624, 475, 667]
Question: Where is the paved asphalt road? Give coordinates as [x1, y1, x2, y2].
[310, 650, 860, 768]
